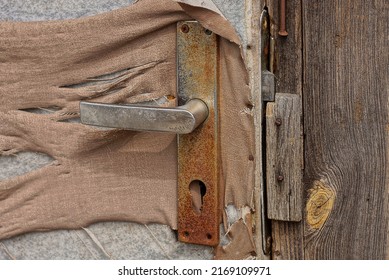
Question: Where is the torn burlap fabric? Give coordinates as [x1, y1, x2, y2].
[0, 0, 256, 258]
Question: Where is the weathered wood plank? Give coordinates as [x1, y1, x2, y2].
[302, 0, 388, 259]
[264, 0, 305, 260]
[266, 93, 303, 222]
[272, 221, 304, 260]
[265, 0, 302, 95]
[250, 0, 287, 257]
[246, 0, 271, 259]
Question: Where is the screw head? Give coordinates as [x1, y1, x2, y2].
[275, 118, 282, 126]
[277, 175, 284, 182]
[181, 24, 189, 33]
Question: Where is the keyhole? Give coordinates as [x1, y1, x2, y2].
[189, 180, 207, 214]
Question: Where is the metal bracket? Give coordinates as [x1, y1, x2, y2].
[262, 70, 276, 102]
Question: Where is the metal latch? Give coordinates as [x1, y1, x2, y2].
[80, 21, 220, 246]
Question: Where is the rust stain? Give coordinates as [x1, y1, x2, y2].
[177, 21, 220, 246]
[306, 180, 335, 230]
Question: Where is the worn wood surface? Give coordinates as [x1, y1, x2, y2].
[271, 220, 304, 259]
[263, 0, 305, 260]
[247, 0, 271, 259]
[264, 0, 302, 95]
[267, 0, 388, 259]
[302, 0, 388, 259]
[266, 93, 303, 222]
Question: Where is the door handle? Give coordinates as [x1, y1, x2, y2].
[80, 98, 208, 134]
[79, 21, 220, 247]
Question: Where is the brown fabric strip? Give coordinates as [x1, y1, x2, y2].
[214, 214, 256, 260]
[0, 0, 255, 247]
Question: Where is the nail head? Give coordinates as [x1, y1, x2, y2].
[181, 24, 189, 33]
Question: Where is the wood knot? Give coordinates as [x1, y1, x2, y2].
[306, 180, 335, 230]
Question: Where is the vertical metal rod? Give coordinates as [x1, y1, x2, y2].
[279, 0, 288, 36]
[260, 9, 273, 256]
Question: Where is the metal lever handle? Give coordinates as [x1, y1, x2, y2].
[80, 99, 208, 134]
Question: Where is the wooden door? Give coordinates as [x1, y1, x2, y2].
[264, 0, 388, 259]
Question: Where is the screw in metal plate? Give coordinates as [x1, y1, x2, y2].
[181, 24, 190, 33]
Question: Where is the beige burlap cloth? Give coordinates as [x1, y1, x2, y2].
[0, 0, 255, 257]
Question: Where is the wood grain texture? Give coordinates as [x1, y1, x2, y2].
[266, 93, 303, 222]
[303, 0, 388, 259]
[263, 0, 305, 260]
[247, 0, 271, 259]
[264, 0, 302, 94]
[268, 0, 388, 260]
[272, 220, 303, 260]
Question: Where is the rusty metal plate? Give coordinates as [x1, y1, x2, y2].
[177, 21, 219, 246]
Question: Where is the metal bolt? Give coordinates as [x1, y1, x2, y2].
[279, 0, 288, 37]
[277, 175, 284, 182]
[181, 24, 189, 33]
[275, 118, 282, 126]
